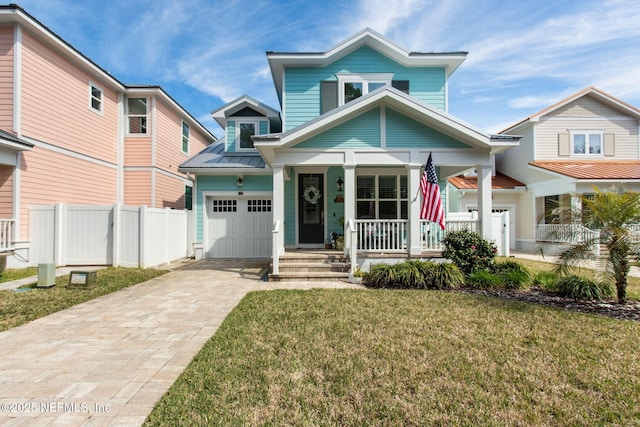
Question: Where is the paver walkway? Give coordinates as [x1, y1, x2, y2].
[0, 260, 362, 426]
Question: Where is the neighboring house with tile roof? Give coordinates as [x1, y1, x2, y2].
[180, 29, 521, 269]
[456, 87, 640, 252]
[0, 5, 215, 265]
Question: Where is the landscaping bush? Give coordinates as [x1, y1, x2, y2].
[441, 229, 497, 274]
[465, 270, 502, 289]
[424, 262, 465, 290]
[492, 260, 531, 290]
[532, 271, 559, 291]
[556, 275, 614, 301]
[363, 263, 396, 289]
[395, 260, 428, 289]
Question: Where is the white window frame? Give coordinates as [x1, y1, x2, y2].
[570, 130, 603, 157]
[181, 120, 190, 154]
[88, 81, 103, 115]
[236, 118, 261, 151]
[337, 73, 394, 106]
[126, 97, 148, 136]
[356, 173, 408, 220]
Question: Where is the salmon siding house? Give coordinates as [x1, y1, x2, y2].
[0, 5, 215, 266]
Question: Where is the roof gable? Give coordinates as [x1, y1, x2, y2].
[211, 95, 281, 130]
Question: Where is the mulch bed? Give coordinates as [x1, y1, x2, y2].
[463, 288, 640, 322]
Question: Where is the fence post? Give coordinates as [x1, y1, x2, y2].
[112, 203, 120, 267]
[53, 203, 65, 266]
[139, 205, 146, 268]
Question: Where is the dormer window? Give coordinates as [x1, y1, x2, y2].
[337, 73, 393, 105]
[571, 131, 602, 156]
[237, 120, 259, 150]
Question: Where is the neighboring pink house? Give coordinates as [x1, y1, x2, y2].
[0, 5, 215, 263]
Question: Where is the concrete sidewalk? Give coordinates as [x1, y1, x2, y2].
[0, 260, 361, 426]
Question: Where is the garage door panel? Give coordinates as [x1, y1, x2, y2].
[206, 196, 272, 258]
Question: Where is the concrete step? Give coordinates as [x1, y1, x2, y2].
[277, 262, 350, 273]
[268, 271, 350, 282]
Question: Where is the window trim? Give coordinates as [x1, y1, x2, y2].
[126, 97, 149, 136]
[88, 81, 103, 115]
[336, 73, 394, 106]
[356, 174, 408, 220]
[235, 118, 261, 151]
[181, 120, 190, 154]
[570, 130, 603, 157]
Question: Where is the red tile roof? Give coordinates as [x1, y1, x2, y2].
[448, 172, 526, 190]
[529, 160, 640, 179]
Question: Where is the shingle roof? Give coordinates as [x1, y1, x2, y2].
[179, 139, 266, 170]
[529, 160, 640, 179]
[448, 172, 526, 190]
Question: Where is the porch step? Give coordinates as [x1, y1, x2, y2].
[269, 249, 351, 282]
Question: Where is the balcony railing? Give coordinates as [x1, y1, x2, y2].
[352, 219, 478, 252]
[0, 219, 14, 252]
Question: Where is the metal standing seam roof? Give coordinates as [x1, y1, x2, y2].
[179, 139, 266, 169]
[529, 160, 640, 180]
[448, 172, 526, 190]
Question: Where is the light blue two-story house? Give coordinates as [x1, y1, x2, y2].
[180, 29, 520, 276]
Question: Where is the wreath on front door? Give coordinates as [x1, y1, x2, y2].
[303, 185, 322, 204]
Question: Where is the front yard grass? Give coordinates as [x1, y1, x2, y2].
[0, 267, 167, 332]
[145, 289, 640, 426]
[0, 267, 38, 283]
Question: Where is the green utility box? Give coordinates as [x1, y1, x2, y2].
[36, 263, 56, 288]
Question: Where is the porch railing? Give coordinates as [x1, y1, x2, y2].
[0, 219, 14, 252]
[535, 223, 600, 256]
[352, 218, 478, 252]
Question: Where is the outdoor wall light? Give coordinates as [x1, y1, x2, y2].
[237, 175, 244, 187]
[336, 176, 344, 192]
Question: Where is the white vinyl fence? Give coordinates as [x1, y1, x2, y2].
[29, 203, 194, 268]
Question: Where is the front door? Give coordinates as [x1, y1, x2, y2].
[298, 174, 324, 244]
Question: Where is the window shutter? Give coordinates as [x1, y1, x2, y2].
[392, 80, 409, 94]
[558, 132, 570, 156]
[603, 133, 615, 156]
[320, 81, 338, 114]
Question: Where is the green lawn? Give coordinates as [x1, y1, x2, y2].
[0, 267, 38, 283]
[145, 289, 640, 426]
[0, 267, 167, 332]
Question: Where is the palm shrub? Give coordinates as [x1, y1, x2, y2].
[441, 229, 498, 274]
[556, 275, 614, 301]
[465, 269, 501, 290]
[424, 262, 465, 290]
[492, 260, 531, 290]
[532, 271, 559, 291]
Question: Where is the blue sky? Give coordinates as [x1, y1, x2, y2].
[16, 0, 640, 137]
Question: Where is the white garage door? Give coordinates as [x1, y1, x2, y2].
[206, 196, 273, 258]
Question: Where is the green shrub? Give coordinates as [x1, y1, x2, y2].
[492, 260, 531, 290]
[532, 271, 559, 291]
[441, 229, 497, 274]
[556, 275, 614, 301]
[363, 264, 396, 289]
[395, 260, 427, 289]
[424, 262, 465, 290]
[465, 270, 502, 289]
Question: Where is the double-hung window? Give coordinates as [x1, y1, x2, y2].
[127, 98, 148, 134]
[337, 73, 393, 105]
[571, 131, 602, 156]
[356, 175, 408, 219]
[89, 82, 103, 114]
[182, 121, 190, 153]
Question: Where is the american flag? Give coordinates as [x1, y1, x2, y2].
[420, 153, 445, 230]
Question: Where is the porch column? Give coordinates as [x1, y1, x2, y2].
[343, 165, 355, 253]
[272, 165, 285, 257]
[477, 164, 492, 241]
[408, 164, 422, 256]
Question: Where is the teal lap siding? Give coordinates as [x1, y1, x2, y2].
[295, 108, 381, 149]
[386, 108, 469, 149]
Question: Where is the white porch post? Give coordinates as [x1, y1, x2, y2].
[408, 164, 422, 256]
[272, 165, 285, 258]
[477, 164, 492, 240]
[571, 194, 582, 223]
[343, 165, 355, 254]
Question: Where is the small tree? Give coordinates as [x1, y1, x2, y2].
[538, 186, 640, 304]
